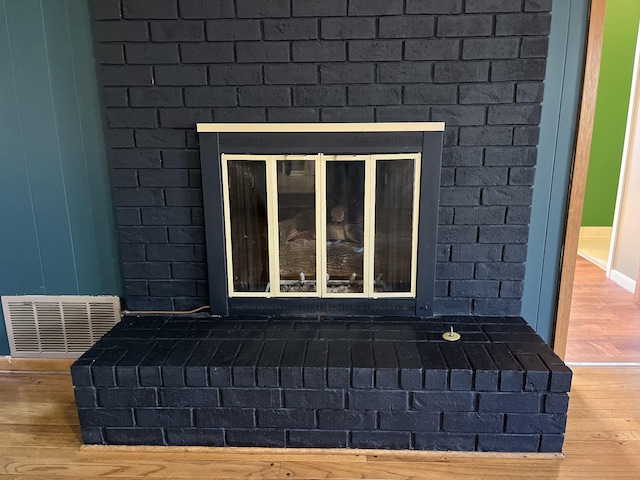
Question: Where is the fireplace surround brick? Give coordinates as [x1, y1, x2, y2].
[90, 0, 552, 315]
[72, 315, 571, 451]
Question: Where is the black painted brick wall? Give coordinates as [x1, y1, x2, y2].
[90, 0, 552, 314]
[72, 315, 571, 451]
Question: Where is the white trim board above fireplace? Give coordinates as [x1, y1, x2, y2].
[197, 122, 444, 317]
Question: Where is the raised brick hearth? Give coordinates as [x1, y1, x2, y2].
[71, 315, 571, 452]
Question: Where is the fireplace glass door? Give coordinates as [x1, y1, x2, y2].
[221, 153, 421, 299]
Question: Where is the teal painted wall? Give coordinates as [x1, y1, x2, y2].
[522, 0, 589, 344]
[0, 0, 123, 355]
[582, 0, 640, 226]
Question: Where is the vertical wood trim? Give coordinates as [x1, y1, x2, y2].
[554, 0, 607, 359]
[635, 261, 640, 302]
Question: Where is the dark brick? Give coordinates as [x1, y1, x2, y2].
[236, 0, 290, 18]
[478, 393, 541, 413]
[116, 187, 164, 207]
[103, 87, 128, 107]
[463, 38, 519, 60]
[321, 18, 375, 39]
[351, 431, 411, 449]
[500, 281, 524, 298]
[180, 43, 234, 63]
[222, 389, 281, 408]
[488, 105, 542, 125]
[322, 107, 373, 122]
[482, 186, 532, 206]
[123, 0, 177, 19]
[442, 147, 484, 167]
[120, 227, 168, 244]
[125, 44, 179, 64]
[415, 433, 475, 451]
[496, 14, 551, 36]
[485, 147, 537, 166]
[521, 37, 549, 58]
[318, 410, 376, 430]
[444, 413, 503, 433]
[166, 427, 224, 446]
[405, 85, 457, 105]
[240, 86, 292, 107]
[214, 108, 267, 122]
[130, 87, 182, 107]
[265, 64, 317, 85]
[207, 20, 261, 41]
[376, 106, 430, 122]
[123, 262, 171, 279]
[285, 390, 343, 409]
[475, 298, 522, 316]
[141, 207, 191, 225]
[450, 280, 499, 297]
[514, 126, 540, 145]
[380, 411, 440, 431]
[237, 42, 290, 63]
[68, 406, 122, 431]
[457, 168, 508, 187]
[288, 430, 348, 448]
[459, 84, 514, 104]
[454, 206, 505, 225]
[451, 244, 502, 262]
[91, 0, 121, 19]
[405, 39, 459, 60]
[466, 0, 522, 12]
[149, 280, 197, 296]
[111, 169, 139, 187]
[378, 62, 432, 83]
[107, 129, 135, 147]
[168, 226, 204, 243]
[194, 408, 254, 427]
[146, 244, 195, 261]
[438, 15, 493, 37]
[503, 245, 527, 262]
[81, 427, 105, 444]
[478, 434, 539, 452]
[477, 262, 526, 280]
[432, 106, 485, 126]
[98, 388, 157, 408]
[111, 150, 161, 168]
[349, 85, 401, 106]
[437, 226, 477, 244]
[268, 108, 319, 122]
[434, 62, 489, 83]
[209, 65, 262, 86]
[101, 66, 153, 86]
[151, 21, 204, 41]
[184, 87, 236, 107]
[294, 86, 344, 107]
[459, 126, 513, 146]
[506, 414, 567, 434]
[106, 108, 158, 128]
[506, 205, 532, 224]
[348, 40, 402, 62]
[165, 188, 203, 206]
[137, 167, 189, 187]
[545, 394, 569, 414]
[492, 59, 546, 81]
[407, 0, 462, 14]
[434, 298, 472, 315]
[117, 208, 141, 225]
[440, 186, 481, 206]
[104, 427, 163, 445]
[159, 109, 212, 128]
[292, 40, 346, 62]
[293, 0, 346, 17]
[125, 279, 148, 296]
[178, 0, 235, 19]
[74, 387, 98, 408]
[379, 16, 435, 38]
[265, 18, 318, 40]
[135, 129, 186, 148]
[525, 0, 552, 11]
[155, 66, 206, 86]
[348, 391, 407, 411]
[256, 409, 314, 429]
[120, 245, 145, 262]
[321, 64, 374, 84]
[94, 21, 148, 42]
[136, 408, 191, 427]
[348, 0, 403, 16]
[516, 83, 544, 103]
[540, 433, 564, 452]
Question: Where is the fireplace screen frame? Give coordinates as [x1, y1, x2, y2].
[198, 123, 444, 317]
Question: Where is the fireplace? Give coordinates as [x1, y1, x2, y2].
[198, 123, 444, 316]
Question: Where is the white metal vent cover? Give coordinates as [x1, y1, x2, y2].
[1, 295, 121, 358]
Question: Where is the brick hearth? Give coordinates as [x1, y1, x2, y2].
[71, 315, 571, 452]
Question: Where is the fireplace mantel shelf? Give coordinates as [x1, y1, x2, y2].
[196, 122, 446, 133]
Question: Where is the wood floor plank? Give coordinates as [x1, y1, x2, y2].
[0, 367, 638, 478]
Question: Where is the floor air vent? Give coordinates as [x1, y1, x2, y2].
[1, 296, 120, 358]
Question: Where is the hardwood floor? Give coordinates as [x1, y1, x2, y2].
[566, 256, 640, 363]
[0, 367, 639, 479]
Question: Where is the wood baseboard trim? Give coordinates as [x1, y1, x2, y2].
[0, 357, 74, 372]
[80, 445, 564, 459]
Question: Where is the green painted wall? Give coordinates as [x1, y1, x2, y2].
[0, 0, 123, 355]
[583, 0, 640, 226]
